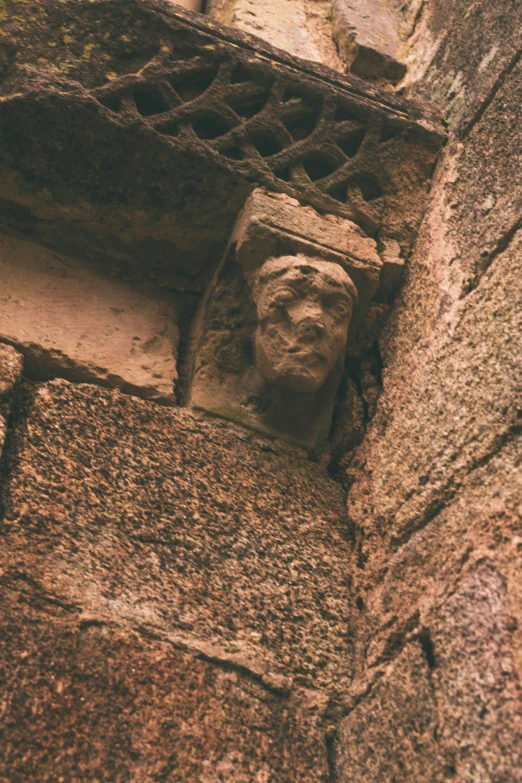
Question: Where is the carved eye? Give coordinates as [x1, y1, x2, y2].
[270, 289, 298, 309]
[324, 296, 351, 319]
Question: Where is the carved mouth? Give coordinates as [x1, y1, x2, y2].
[286, 346, 324, 360]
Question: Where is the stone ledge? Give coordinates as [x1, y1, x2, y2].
[0, 0, 445, 293]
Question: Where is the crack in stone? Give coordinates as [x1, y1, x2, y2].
[459, 45, 522, 140]
[389, 420, 522, 551]
[465, 219, 522, 295]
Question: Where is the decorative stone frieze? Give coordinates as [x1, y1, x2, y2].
[0, 0, 444, 293]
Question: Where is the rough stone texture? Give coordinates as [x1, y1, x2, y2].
[336, 642, 448, 782]
[231, 189, 383, 331]
[331, 0, 522, 778]
[0, 0, 443, 294]
[405, 0, 522, 134]
[332, 0, 408, 84]
[0, 232, 179, 404]
[0, 343, 23, 458]
[190, 254, 358, 450]
[1, 0, 520, 778]
[346, 226, 522, 547]
[188, 190, 383, 449]
[206, 0, 343, 72]
[1, 380, 353, 699]
[0, 583, 329, 782]
[430, 565, 522, 782]
[338, 562, 522, 782]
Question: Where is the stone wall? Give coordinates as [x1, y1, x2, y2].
[0, 0, 520, 780]
[335, 0, 522, 779]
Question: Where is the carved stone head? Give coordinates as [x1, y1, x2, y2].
[188, 244, 375, 451]
[249, 255, 358, 393]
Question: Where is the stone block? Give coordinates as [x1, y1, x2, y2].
[337, 564, 522, 782]
[0, 233, 179, 404]
[0, 586, 329, 782]
[407, 0, 522, 133]
[231, 189, 383, 324]
[429, 565, 522, 782]
[374, 239, 405, 299]
[1, 380, 353, 695]
[332, 0, 408, 84]
[346, 224, 522, 544]
[336, 642, 447, 782]
[349, 431, 522, 678]
[207, 0, 342, 71]
[439, 59, 522, 294]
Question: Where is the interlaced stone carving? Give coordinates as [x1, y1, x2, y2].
[90, 17, 440, 234]
[0, 0, 445, 290]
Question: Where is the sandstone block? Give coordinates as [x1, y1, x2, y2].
[0, 233, 179, 404]
[206, 0, 337, 67]
[332, 0, 408, 84]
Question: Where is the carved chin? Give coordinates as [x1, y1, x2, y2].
[256, 353, 331, 393]
[273, 368, 326, 393]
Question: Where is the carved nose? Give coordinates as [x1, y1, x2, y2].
[296, 315, 325, 341]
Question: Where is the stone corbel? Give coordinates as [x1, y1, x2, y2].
[187, 188, 393, 450]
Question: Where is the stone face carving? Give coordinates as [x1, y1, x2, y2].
[189, 254, 355, 450]
[187, 191, 382, 450]
[250, 255, 358, 393]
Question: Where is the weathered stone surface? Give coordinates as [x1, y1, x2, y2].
[190, 253, 359, 449]
[341, 431, 522, 780]
[0, 343, 23, 458]
[232, 189, 383, 330]
[374, 239, 404, 299]
[332, 4, 522, 778]
[430, 565, 522, 782]
[188, 190, 383, 449]
[336, 642, 447, 782]
[0, 583, 329, 782]
[406, 0, 522, 133]
[0, 232, 179, 404]
[346, 225, 522, 546]
[207, 0, 343, 71]
[0, 0, 443, 290]
[332, 0, 408, 84]
[1, 380, 353, 696]
[337, 566, 522, 781]
[351, 432, 522, 678]
[432, 59, 522, 296]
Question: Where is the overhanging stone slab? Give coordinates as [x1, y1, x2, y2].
[0, 0, 444, 291]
